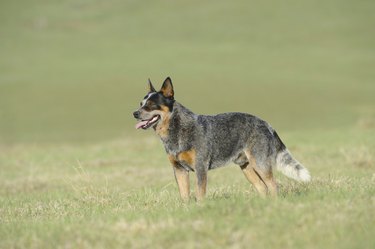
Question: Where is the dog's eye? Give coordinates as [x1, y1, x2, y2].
[147, 102, 157, 108]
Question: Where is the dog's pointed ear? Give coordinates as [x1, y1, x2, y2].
[148, 78, 156, 93]
[160, 77, 174, 99]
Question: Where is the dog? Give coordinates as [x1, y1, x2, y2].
[133, 77, 310, 200]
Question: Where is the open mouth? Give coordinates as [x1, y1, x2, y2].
[135, 115, 161, 130]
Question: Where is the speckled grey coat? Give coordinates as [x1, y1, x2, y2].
[134, 77, 310, 200]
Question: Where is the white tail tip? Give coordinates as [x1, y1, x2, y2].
[299, 168, 311, 182]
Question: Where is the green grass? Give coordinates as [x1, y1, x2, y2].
[1, 129, 374, 248]
[1, 0, 375, 248]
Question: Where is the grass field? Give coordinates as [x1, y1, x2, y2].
[1, 0, 375, 248]
[1, 130, 374, 248]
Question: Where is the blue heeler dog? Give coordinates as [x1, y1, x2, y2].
[133, 77, 311, 201]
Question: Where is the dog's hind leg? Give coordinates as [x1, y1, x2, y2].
[241, 163, 268, 197]
[244, 150, 278, 197]
[256, 169, 277, 197]
[235, 153, 268, 197]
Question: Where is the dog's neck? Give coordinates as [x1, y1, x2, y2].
[155, 102, 197, 150]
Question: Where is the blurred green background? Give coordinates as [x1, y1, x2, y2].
[1, 0, 374, 143]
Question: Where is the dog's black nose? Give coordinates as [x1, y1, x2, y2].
[133, 111, 140, 119]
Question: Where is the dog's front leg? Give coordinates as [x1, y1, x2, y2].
[169, 155, 190, 201]
[195, 166, 207, 201]
[173, 166, 190, 201]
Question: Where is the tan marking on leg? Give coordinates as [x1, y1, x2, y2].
[242, 151, 268, 197]
[176, 149, 203, 201]
[244, 150, 278, 197]
[241, 162, 268, 197]
[168, 155, 190, 201]
[177, 149, 196, 170]
[257, 170, 278, 197]
[174, 167, 190, 201]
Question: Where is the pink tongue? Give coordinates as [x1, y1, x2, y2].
[135, 120, 148, 129]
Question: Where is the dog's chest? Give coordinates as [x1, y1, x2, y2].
[161, 123, 197, 156]
[161, 136, 188, 156]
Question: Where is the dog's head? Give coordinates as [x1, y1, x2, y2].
[133, 77, 175, 130]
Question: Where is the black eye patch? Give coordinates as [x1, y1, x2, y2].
[142, 99, 160, 111]
[140, 92, 174, 111]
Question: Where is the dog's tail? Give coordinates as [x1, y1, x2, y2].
[273, 131, 311, 182]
